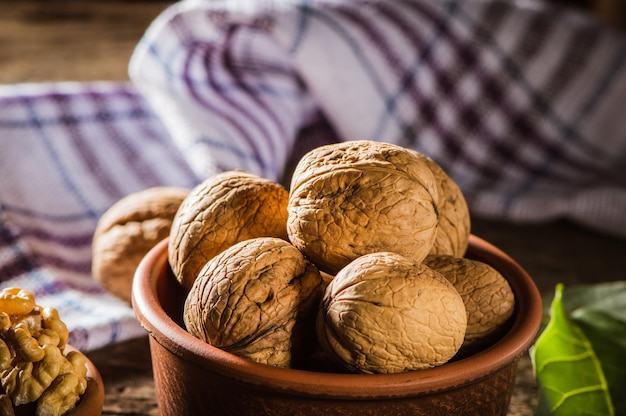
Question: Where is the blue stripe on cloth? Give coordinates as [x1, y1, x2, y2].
[188, 134, 280, 177]
[573, 45, 626, 127]
[383, 0, 612, 192]
[219, 25, 283, 159]
[0, 107, 155, 129]
[503, 41, 626, 212]
[456, 3, 614, 162]
[0, 204, 98, 223]
[288, 0, 312, 54]
[371, 0, 459, 142]
[17, 95, 101, 219]
[184, 45, 268, 169]
[293, 3, 407, 128]
[55, 93, 133, 200]
[0, 213, 37, 282]
[86, 91, 164, 187]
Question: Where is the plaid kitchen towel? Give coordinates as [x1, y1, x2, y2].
[2, 0, 626, 350]
[0, 82, 199, 350]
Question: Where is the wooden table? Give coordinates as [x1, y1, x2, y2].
[3, 2, 626, 415]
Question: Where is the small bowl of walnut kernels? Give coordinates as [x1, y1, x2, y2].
[131, 141, 543, 416]
[0, 288, 104, 416]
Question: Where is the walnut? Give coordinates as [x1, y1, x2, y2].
[418, 155, 470, 257]
[7, 324, 45, 363]
[35, 350, 87, 416]
[0, 288, 88, 416]
[169, 171, 289, 290]
[0, 289, 35, 316]
[423, 254, 515, 356]
[2, 344, 66, 407]
[183, 237, 324, 368]
[92, 186, 190, 303]
[316, 252, 467, 374]
[287, 140, 439, 275]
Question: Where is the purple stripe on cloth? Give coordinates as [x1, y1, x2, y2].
[296, 5, 398, 114]
[183, 39, 267, 165]
[0, 81, 196, 351]
[222, 24, 285, 158]
[11, 223, 92, 248]
[457, 4, 615, 162]
[479, 1, 512, 33]
[56, 92, 143, 201]
[0, 224, 35, 283]
[86, 91, 166, 188]
[29, 253, 91, 275]
[512, 9, 556, 65]
[18, 94, 102, 218]
[361, 2, 503, 177]
[334, 2, 421, 130]
[409, 1, 609, 186]
[543, 26, 601, 101]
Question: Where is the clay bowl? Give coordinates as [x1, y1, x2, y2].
[66, 346, 105, 416]
[14, 344, 104, 416]
[132, 235, 542, 416]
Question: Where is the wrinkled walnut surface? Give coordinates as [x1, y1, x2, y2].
[419, 156, 471, 257]
[287, 141, 439, 275]
[169, 171, 289, 290]
[92, 186, 189, 304]
[316, 252, 467, 374]
[0, 288, 88, 416]
[183, 237, 324, 368]
[424, 254, 515, 353]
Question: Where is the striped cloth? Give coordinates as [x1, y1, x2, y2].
[1, 0, 626, 351]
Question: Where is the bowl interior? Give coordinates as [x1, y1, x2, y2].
[132, 235, 542, 399]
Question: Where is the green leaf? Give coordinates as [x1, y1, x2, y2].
[548, 281, 626, 321]
[540, 281, 626, 415]
[531, 283, 614, 416]
[571, 308, 626, 414]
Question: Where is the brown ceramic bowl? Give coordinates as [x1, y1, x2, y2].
[13, 344, 104, 416]
[66, 345, 105, 416]
[132, 235, 542, 416]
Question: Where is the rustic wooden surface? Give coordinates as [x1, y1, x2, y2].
[3, 2, 626, 415]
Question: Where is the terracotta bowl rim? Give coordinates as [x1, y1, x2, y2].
[132, 235, 542, 399]
[9, 345, 103, 415]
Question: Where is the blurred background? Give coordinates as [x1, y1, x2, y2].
[0, 0, 173, 83]
[1, 0, 624, 84]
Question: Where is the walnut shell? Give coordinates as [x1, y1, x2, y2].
[420, 156, 470, 257]
[183, 237, 324, 368]
[316, 252, 467, 374]
[423, 254, 515, 355]
[169, 171, 289, 290]
[287, 141, 439, 275]
[92, 186, 189, 303]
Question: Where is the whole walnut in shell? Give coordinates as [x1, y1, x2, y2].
[316, 252, 467, 374]
[419, 156, 470, 257]
[287, 140, 439, 275]
[169, 170, 289, 290]
[183, 237, 324, 368]
[423, 254, 515, 356]
[92, 186, 189, 303]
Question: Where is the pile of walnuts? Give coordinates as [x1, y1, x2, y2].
[94, 140, 515, 374]
[166, 140, 516, 374]
[0, 288, 88, 416]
